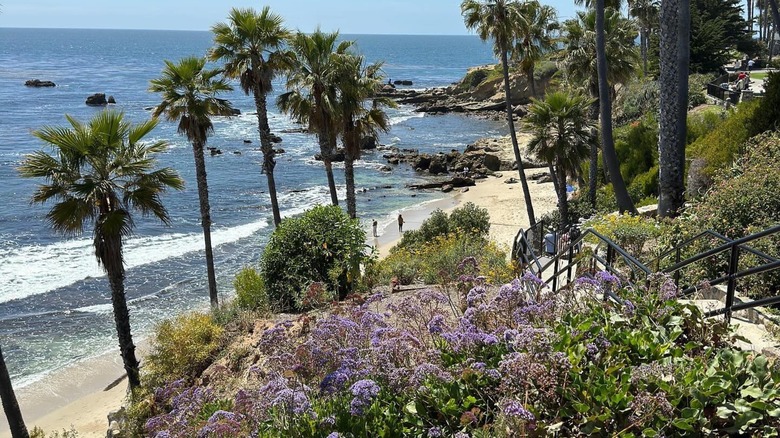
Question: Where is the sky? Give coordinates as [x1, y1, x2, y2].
[0, 0, 578, 35]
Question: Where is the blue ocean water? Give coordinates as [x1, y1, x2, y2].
[0, 28, 502, 386]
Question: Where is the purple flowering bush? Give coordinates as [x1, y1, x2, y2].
[140, 270, 780, 437]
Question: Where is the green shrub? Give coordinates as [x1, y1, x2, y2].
[233, 266, 268, 312]
[687, 106, 728, 144]
[672, 132, 780, 298]
[614, 77, 660, 124]
[417, 234, 511, 284]
[29, 427, 79, 438]
[369, 247, 422, 286]
[688, 73, 716, 108]
[449, 201, 490, 235]
[586, 213, 662, 261]
[144, 312, 223, 388]
[395, 202, 490, 252]
[687, 100, 760, 192]
[749, 71, 780, 135]
[260, 205, 367, 311]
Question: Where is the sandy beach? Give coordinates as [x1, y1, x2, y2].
[3, 135, 557, 438]
[374, 133, 558, 256]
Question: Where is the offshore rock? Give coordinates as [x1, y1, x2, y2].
[25, 79, 56, 87]
[86, 93, 108, 106]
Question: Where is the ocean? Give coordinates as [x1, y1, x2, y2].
[0, 28, 502, 388]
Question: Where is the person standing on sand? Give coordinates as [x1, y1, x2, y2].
[398, 214, 404, 233]
[372, 219, 378, 237]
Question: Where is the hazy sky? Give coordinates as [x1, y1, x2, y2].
[0, 1, 578, 34]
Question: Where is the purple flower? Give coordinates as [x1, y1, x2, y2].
[320, 416, 336, 427]
[327, 433, 341, 438]
[428, 426, 443, 437]
[595, 270, 621, 287]
[660, 278, 679, 300]
[427, 314, 447, 334]
[466, 286, 487, 307]
[349, 379, 381, 416]
[454, 433, 471, 438]
[624, 299, 636, 316]
[502, 400, 535, 421]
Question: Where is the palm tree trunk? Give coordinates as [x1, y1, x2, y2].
[501, 50, 536, 226]
[106, 264, 141, 389]
[0, 346, 29, 438]
[318, 134, 340, 206]
[641, 29, 649, 76]
[528, 66, 537, 98]
[588, 97, 600, 208]
[252, 89, 282, 227]
[192, 140, 219, 308]
[768, 0, 780, 41]
[658, 0, 689, 217]
[344, 155, 357, 219]
[596, 0, 637, 214]
[556, 163, 570, 229]
[549, 163, 560, 195]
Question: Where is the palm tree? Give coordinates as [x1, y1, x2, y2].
[629, 0, 660, 76]
[19, 111, 183, 389]
[657, 0, 691, 217]
[462, 0, 536, 226]
[209, 6, 290, 227]
[513, 0, 559, 98]
[595, 0, 637, 214]
[336, 54, 395, 218]
[524, 91, 595, 228]
[560, 7, 638, 212]
[279, 30, 353, 207]
[150, 57, 234, 308]
[1, 345, 29, 438]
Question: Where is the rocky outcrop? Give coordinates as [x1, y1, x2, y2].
[314, 149, 345, 162]
[378, 63, 556, 116]
[408, 176, 475, 190]
[86, 93, 108, 106]
[107, 95, 116, 104]
[394, 80, 413, 86]
[361, 136, 377, 150]
[25, 79, 56, 87]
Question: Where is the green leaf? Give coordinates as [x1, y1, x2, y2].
[404, 401, 417, 415]
[716, 405, 735, 419]
[672, 418, 695, 431]
[641, 429, 657, 437]
[741, 386, 764, 399]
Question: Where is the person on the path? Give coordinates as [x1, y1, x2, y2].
[398, 214, 404, 233]
[372, 219, 378, 237]
[748, 59, 755, 71]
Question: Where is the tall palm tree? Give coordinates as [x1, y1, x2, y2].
[1, 345, 29, 438]
[279, 30, 352, 207]
[209, 6, 290, 227]
[336, 54, 395, 218]
[629, 0, 660, 76]
[657, 0, 690, 217]
[462, 0, 536, 226]
[595, 0, 637, 214]
[560, 7, 638, 212]
[150, 57, 234, 308]
[19, 111, 183, 389]
[524, 91, 595, 228]
[513, 0, 559, 98]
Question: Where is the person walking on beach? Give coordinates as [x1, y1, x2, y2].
[398, 214, 404, 233]
[372, 219, 378, 237]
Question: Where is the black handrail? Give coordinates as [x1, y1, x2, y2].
[662, 225, 780, 275]
[654, 228, 778, 272]
[516, 223, 780, 324]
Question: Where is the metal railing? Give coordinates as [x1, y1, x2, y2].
[514, 223, 780, 323]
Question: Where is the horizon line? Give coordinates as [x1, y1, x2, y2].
[0, 26, 477, 37]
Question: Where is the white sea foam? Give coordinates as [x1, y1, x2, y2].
[0, 220, 268, 304]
